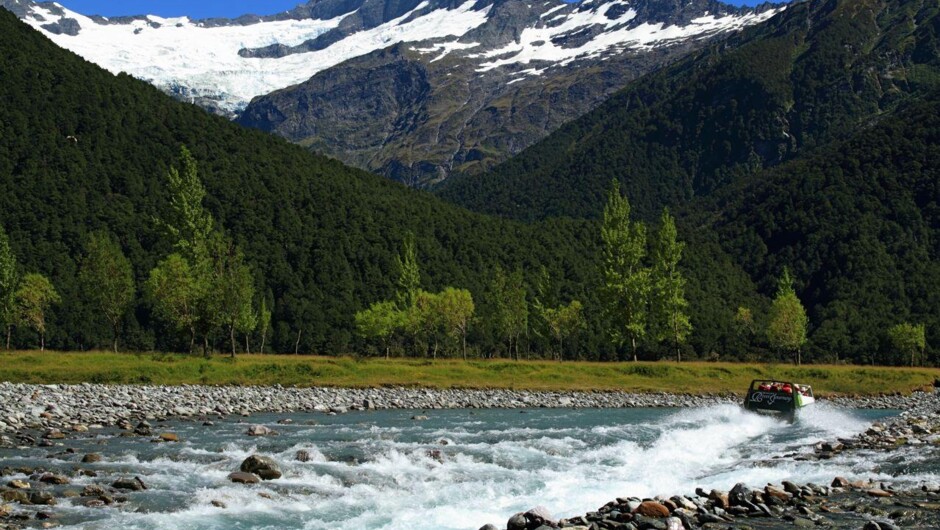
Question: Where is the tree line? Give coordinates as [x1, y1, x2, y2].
[0, 160, 931, 366]
[355, 181, 930, 365]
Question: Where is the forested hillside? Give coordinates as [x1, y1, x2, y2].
[441, 0, 940, 220]
[0, 8, 595, 355]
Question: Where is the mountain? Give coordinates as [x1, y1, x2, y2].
[0, 6, 597, 354]
[440, 0, 940, 362]
[2, 0, 781, 186]
[440, 0, 940, 220]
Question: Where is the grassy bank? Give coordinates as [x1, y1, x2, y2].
[0, 351, 937, 396]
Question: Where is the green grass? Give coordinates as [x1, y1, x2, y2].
[0, 351, 936, 396]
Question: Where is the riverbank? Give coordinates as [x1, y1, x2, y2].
[1, 351, 937, 395]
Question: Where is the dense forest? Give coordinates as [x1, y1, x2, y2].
[0, 4, 935, 365]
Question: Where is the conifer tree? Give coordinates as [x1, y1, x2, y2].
[0, 226, 18, 350]
[79, 231, 135, 352]
[651, 208, 691, 362]
[601, 180, 650, 361]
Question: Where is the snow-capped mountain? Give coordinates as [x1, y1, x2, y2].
[3, 0, 784, 184]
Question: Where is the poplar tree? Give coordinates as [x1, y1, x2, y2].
[205, 235, 256, 358]
[767, 269, 808, 365]
[15, 273, 59, 352]
[0, 226, 18, 350]
[651, 208, 691, 362]
[355, 300, 403, 358]
[164, 146, 213, 260]
[146, 254, 200, 352]
[544, 300, 585, 361]
[438, 287, 475, 359]
[888, 323, 926, 367]
[490, 266, 528, 360]
[257, 297, 272, 354]
[79, 231, 135, 352]
[601, 180, 650, 361]
[395, 232, 420, 310]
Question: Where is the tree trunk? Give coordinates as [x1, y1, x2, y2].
[113, 323, 119, 353]
[189, 328, 196, 355]
[631, 336, 637, 362]
[6, 325, 11, 350]
[294, 329, 302, 355]
[259, 328, 266, 355]
[462, 331, 467, 361]
[230, 325, 236, 359]
[40, 331, 44, 352]
[245, 334, 250, 355]
[203, 335, 210, 358]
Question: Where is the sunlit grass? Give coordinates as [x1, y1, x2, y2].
[0, 351, 936, 396]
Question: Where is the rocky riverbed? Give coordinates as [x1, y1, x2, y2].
[0, 382, 928, 437]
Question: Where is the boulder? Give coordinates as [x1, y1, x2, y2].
[39, 474, 69, 485]
[295, 450, 310, 463]
[228, 472, 260, 484]
[867, 488, 893, 498]
[82, 453, 102, 464]
[42, 429, 65, 440]
[506, 513, 527, 530]
[831, 476, 850, 488]
[764, 485, 792, 501]
[634, 501, 670, 518]
[7, 480, 29, 489]
[157, 433, 179, 442]
[665, 517, 683, 530]
[28, 491, 56, 505]
[1, 490, 29, 504]
[211, 499, 227, 508]
[240, 455, 282, 480]
[728, 483, 751, 507]
[708, 489, 729, 509]
[478, 525, 498, 530]
[0, 503, 11, 517]
[246, 425, 272, 437]
[81, 485, 107, 497]
[112, 476, 147, 491]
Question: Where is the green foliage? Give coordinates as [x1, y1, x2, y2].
[355, 300, 404, 358]
[767, 269, 809, 365]
[488, 266, 528, 359]
[394, 232, 421, 310]
[204, 234, 256, 357]
[544, 300, 586, 361]
[437, 287, 475, 359]
[0, 225, 18, 349]
[888, 323, 926, 367]
[163, 146, 214, 260]
[14, 273, 60, 351]
[145, 254, 200, 351]
[601, 181, 650, 360]
[78, 231, 135, 352]
[651, 208, 691, 361]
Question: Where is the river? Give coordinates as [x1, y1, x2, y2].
[2, 404, 937, 529]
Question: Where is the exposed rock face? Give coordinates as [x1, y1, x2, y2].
[2, 0, 780, 186]
[237, 0, 783, 186]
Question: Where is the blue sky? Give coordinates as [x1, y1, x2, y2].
[56, 1, 781, 19]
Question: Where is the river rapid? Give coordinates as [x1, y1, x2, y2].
[2, 404, 937, 530]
